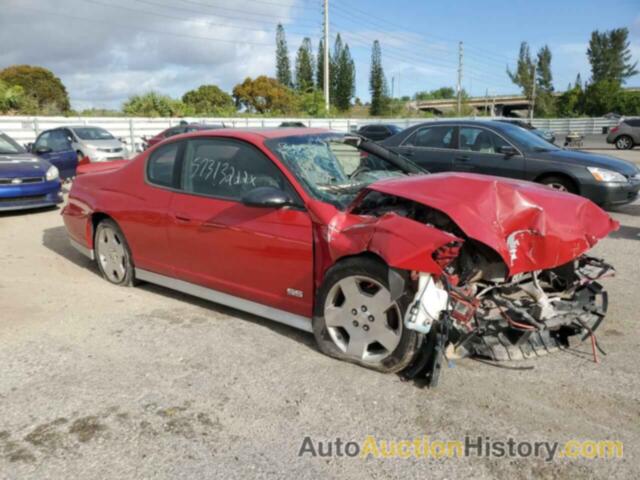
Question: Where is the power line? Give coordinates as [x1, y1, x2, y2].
[81, 0, 319, 37]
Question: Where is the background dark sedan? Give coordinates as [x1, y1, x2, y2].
[144, 122, 225, 149]
[356, 123, 403, 142]
[381, 120, 640, 208]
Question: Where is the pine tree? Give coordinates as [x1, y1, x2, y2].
[334, 44, 355, 111]
[330, 34, 344, 104]
[295, 38, 315, 93]
[534, 45, 555, 116]
[507, 42, 535, 99]
[369, 40, 388, 116]
[275, 24, 292, 88]
[587, 28, 638, 85]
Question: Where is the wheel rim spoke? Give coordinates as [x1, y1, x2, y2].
[324, 305, 346, 328]
[345, 332, 369, 359]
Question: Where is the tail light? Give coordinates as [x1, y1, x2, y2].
[610, 126, 619, 134]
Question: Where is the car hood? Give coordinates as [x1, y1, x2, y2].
[365, 172, 619, 275]
[81, 139, 123, 149]
[0, 153, 49, 178]
[535, 149, 639, 177]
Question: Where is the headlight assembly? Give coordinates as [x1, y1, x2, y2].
[587, 167, 627, 183]
[45, 165, 59, 182]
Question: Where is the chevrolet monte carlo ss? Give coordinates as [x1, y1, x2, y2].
[63, 128, 618, 386]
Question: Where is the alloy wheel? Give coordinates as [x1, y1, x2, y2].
[97, 226, 127, 283]
[616, 136, 631, 149]
[323, 276, 402, 363]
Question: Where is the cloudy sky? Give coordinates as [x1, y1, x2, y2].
[1, 0, 638, 110]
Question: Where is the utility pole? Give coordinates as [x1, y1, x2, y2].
[323, 0, 330, 111]
[456, 41, 463, 116]
[484, 88, 488, 116]
[529, 61, 538, 122]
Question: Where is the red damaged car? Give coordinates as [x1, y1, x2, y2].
[62, 129, 617, 386]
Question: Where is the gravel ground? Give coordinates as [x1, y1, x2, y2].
[1, 150, 639, 479]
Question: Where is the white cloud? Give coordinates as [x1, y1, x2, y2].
[0, 0, 300, 109]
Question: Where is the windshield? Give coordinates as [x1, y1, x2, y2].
[0, 133, 26, 155]
[73, 127, 114, 141]
[266, 133, 418, 209]
[498, 122, 559, 152]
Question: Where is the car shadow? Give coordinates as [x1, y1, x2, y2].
[610, 203, 640, 217]
[41, 225, 316, 350]
[0, 205, 59, 219]
[42, 225, 97, 270]
[609, 225, 640, 241]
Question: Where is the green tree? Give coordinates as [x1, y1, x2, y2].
[330, 34, 344, 103]
[369, 40, 389, 116]
[232, 76, 296, 114]
[122, 92, 189, 117]
[295, 38, 315, 93]
[182, 84, 234, 115]
[587, 28, 638, 85]
[0, 81, 37, 114]
[275, 24, 292, 88]
[556, 81, 584, 117]
[507, 42, 535, 102]
[582, 79, 623, 116]
[534, 45, 555, 116]
[0, 65, 70, 112]
[415, 87, 456, 100]
[334, 44, 355, 111]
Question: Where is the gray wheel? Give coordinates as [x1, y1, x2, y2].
[615, 135, 633, 150]
[313, 257, 420, 373]
[95, 219, 135, 286]
[324, 276, 402, 364]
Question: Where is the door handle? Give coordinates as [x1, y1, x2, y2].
[174, 213, 191, 223]
[455, 155, 470, 162]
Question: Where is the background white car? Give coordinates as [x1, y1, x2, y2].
[63, 126, 129, 162]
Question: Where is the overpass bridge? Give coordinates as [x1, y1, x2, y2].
[412, 94, 532, 116]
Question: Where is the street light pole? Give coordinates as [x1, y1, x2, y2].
[323, 0, 330, 111]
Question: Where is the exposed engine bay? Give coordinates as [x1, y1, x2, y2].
[352, 191, 614, 387]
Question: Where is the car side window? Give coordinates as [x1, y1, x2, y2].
[459, 127, 509, 154]
[180, 138, 292, 201]
[406, 126, 454, 149]
[34, 132, 50, 150]
[147, 142, 180, 188]
[625, 119, 640, 127]
[49, 130, 72, 152]
[164, 126, 185, 138]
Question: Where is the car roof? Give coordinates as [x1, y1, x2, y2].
[178, 127, 331, 141]
[409, 120, 514, 130]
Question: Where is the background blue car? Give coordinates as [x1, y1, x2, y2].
[30, 128, 79, 179]
[0, 131, 63, 212]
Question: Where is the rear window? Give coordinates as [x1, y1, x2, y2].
[147, 142, 180, 187]
[624, 119, 640, 127]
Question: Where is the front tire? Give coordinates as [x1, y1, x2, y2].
[313, 257, 420, 373]
[94, 219, 135, 286]
[539, 175, 577, 194]
[615, 135, 633, 150]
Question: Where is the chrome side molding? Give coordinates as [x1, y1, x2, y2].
[135, 268, 313, 333]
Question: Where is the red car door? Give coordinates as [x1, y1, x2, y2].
[166, 137, 314, 317]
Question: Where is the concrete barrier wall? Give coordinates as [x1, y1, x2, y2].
[0, 115, 619, 149]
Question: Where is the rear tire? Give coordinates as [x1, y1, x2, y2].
[94, 219, 136, 286]
[313, 257, 420, 374]
[538, 175, 577, 194]
[615, 135, 633, 150]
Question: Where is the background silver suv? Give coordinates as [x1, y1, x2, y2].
[63, 126, 129, 162]
[607, 118, 640, 150]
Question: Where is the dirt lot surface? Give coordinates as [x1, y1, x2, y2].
[1, 150, 640, 479]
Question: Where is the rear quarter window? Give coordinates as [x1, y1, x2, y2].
[147, 142, 181, 188]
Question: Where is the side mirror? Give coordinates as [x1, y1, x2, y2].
[35, 146, 52, 155]
[242, 186, 295, 209]
[499, 145, 517, 157]
[25, 143, 34, 152]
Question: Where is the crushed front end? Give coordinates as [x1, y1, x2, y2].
[346, 177, 619, 387]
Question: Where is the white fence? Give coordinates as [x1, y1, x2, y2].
[0, 115, 618, 149]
